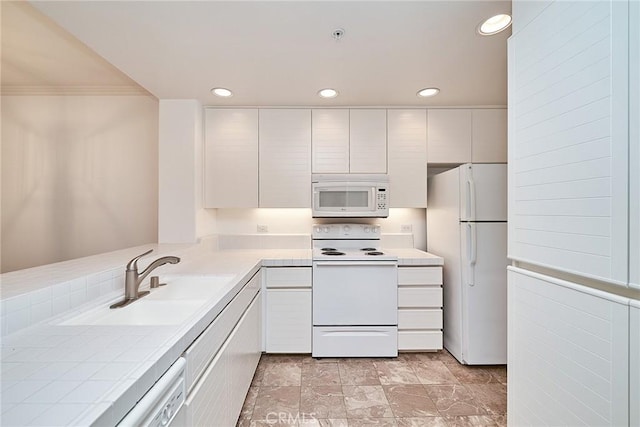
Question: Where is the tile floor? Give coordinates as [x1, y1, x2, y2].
[237, 351, 507, 426]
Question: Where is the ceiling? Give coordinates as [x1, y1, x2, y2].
[26, 0, 511, 106]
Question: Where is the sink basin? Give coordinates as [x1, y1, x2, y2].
[60, 300, 207, 326]
[59, 274, 237, 326]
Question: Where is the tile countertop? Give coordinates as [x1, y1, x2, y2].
[0, 245, 441, 426]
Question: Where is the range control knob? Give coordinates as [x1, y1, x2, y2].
[343, 225, 351, 233]
[364, 227, 370, 233]
[314, 226, 322, 234]
[323, 226, 330, 233]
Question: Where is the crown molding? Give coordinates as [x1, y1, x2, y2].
[0, 85, 152, 96]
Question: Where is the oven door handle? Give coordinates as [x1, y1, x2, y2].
[314, 261, 398, 267]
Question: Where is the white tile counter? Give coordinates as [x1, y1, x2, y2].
[0, 243, 442, 426]
[385, 248, 444, 266]
[0, 245, 310, 427]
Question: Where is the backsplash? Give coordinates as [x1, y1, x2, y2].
[0, 243, 196, 336]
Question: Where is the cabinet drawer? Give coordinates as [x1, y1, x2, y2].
[398, 308, 442, 329]
[398, 267, 442, 285]
[265, 267, 312, 288]
[398, 330, 443, 351]
[183, 272, 260, 391]
[398, 286, 442, 308]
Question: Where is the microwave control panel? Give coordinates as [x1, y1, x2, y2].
[376, 188, 388, 210]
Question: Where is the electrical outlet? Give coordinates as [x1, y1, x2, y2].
[400, 224, 413, 233]
[257, 224, 268, 233]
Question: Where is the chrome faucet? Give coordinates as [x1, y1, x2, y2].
[110, 249, 180, 309]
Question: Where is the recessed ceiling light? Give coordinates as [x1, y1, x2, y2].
[318, 88, 338, 98]
[478, 14, 512, 35]
[417, 88, 440, 98]
[211, 87, 233, 97]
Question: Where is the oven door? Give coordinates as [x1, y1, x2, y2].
[312, 261, 398, 326]
[312, 183, 377, 217]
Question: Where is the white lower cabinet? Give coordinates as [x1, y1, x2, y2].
[630, 303, 639, 427]
[264, 267, 312, 353]
[397, 266, 443, 351]
[176, 275, 262, 427]
[508, 267, 629, 426]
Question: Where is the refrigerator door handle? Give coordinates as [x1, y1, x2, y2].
[467, 177, 477, 221]
[467, 223, 477, 286]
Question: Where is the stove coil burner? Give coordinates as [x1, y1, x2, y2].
[360, 247, 377, 251]
[365, 251, 384, 256]
[321, 248, 337, 252]
[322, 251, 345, 256]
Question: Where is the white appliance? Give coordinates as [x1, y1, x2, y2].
[312, 174, 389, 218]
[312, 223, 398, 357]
[427, 163, 508, 365]
[118, 357, 186, 426]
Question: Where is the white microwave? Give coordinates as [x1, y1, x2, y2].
[311, 174, 389, 218]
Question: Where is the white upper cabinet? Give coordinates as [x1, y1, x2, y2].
[427, 108, 507, 164]
[472, 109, 507, 163]
[311, 109, 386, 174]
[311, 109, 349, 173]
[427, 109, 472, 164]
[508, 0, 630, 286]
[387, 109, 427, 207]
[259, 109, 312, 208]
[204, 109, 258, 208]
[349, 109, 387, 173]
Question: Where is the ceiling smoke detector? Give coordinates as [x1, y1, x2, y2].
[332, 28, 345, 41]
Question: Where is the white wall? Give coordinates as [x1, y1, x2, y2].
[1, 95, 159, 272]
[213, 208, 427, 250]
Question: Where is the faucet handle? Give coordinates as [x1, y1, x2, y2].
[126, 249, 153, 271]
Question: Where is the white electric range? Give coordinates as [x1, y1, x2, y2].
[312, 223, 398, 358]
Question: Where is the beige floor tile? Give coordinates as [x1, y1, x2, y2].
[342, 385, 393, 419]
[252, 386, 301, 420]
[339, 361, 381, 385]
[410, 361, 460, 385]
[482, 366, 507, 384]
[465, 384, 507, 415]
[239, 386, 260, 421]
[252, 360, 268, 386]
[492, 414, 507, 427]
[374, 361, 420, 385]
[262, 354, 307, 365]
[262, 362, 303, 386]
[300, 385, 347, 419]
[443, 415, 498, 426]
[382, 384, 438, 417]
[423, 385, 487, 417]
[347, 418, 398, 426]
[302, 363, 341, 386]
[395, 417, 449, 427]
[300, 418, 349, 427]
[444, 364, 498, 385]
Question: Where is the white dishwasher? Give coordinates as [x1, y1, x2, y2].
[118, 357, 186, 427]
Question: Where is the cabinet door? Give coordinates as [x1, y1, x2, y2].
[259, 109, 311, 207]
[508, 1, 629, 285]
[387, 109, 427, 207]
[266, 289, 311, 353]
[204, 109, 258, 207]
[312, 109, 349, 173]
[182, 337, 230, 427]
[507, 268, 629, 426]
[349, 109, 387, 173]
[471, 109, 507, 163]
[228, 294, 262, 425]
[631, 303, 640, 427]
[427, 109, 472, 164]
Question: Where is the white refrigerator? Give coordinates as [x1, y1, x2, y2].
[427, 163, 508, 365]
